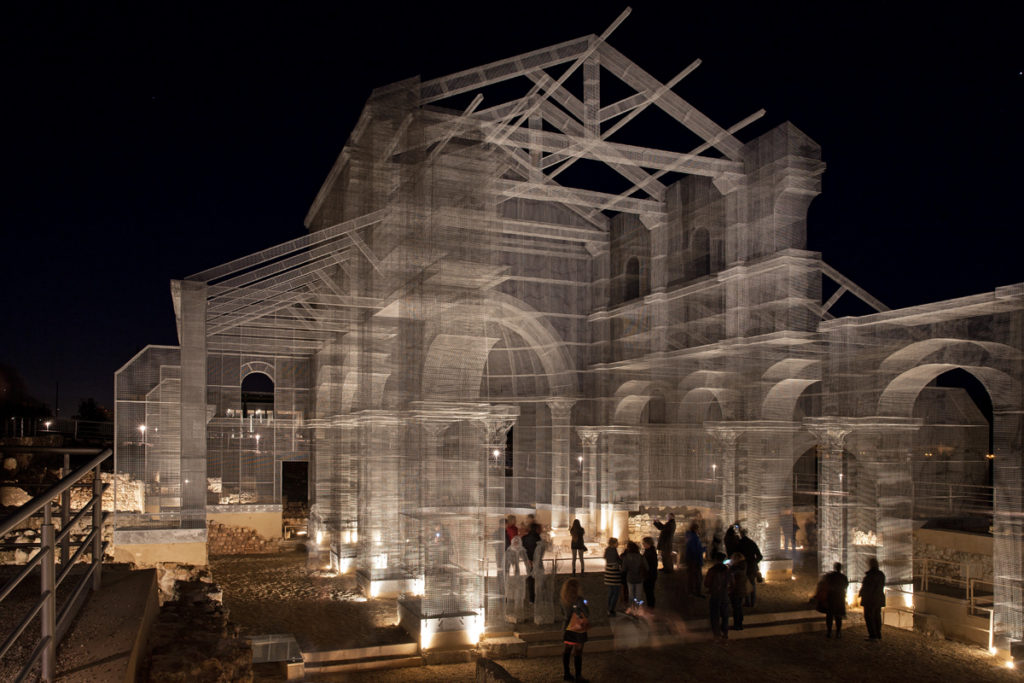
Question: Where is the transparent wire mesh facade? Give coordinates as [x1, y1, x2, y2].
[114, 27, 1024, 645]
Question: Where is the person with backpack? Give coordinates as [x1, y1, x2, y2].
[728, 551, 749, 629]
[703, 552, 733, 639]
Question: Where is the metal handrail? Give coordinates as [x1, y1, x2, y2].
[0, 446, 110, 682]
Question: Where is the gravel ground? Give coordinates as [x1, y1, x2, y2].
[211, 549, 406, 652]
[213, 549, 1020, 683]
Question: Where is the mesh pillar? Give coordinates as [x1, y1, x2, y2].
[993, 410, 1024, 642]
[808, 422, 851, 574]
[177, 280, 207, 528]
[708, 426, 741, 525]
[576, 428, 600, 532]
[548, 398, 575, 530]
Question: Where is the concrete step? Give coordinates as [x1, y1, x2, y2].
[303, 642, 422, 677]
[304, 655, 422, 676]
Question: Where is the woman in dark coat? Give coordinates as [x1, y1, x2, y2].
[859, 557, 886, 640]
[820, 562, 849, 638]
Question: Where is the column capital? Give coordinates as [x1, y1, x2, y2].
[479, 405, 518, 444]
[546, 397, 576, 419]
[576, 427, 600, 447]
[804, 418, 852, 452]
[419, 420, 451, 442]
[705, 423, 743, 448]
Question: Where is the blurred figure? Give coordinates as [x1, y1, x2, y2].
[724, 522, 740, 557]
[505, 514, 518, 548]
[728, 551, 749, 629]
[620, 540, 647, 613]
[784, 512, 799, 551]
[820, 562, 849, 638]
[653, 513, 676, 572]
[570, 519, 587, 575]
[703, 551, 732, 639]
[737, 528, 763, 607]
[642, 536, 658, 608]
[523, 522, 541, 603]
[603, 538, 622, 617]
[533, 530, 554, 624]
[685, 521, 706, 597]
[859, 557, 886, 640]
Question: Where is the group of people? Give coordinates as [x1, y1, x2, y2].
[814, 558, 886, 640]
[555, 513, 886, 682]
[503, 513, 555, 623]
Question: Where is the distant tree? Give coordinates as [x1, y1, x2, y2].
[0, 363, 51, 420]
[74, 398, 112, 422]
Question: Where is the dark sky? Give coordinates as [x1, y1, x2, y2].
[2, 2, 1021, 413]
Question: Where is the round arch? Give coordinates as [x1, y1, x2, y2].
[240, 360, 275, 384]
[761, 378, 821, 421]
[420, 291, 578, 402]
[878, 363, 1021, 417]
[879, 338, 1021, 376]
[678, 387, 736, 423]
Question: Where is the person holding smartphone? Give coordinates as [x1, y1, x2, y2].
[560, 578, 590, 682]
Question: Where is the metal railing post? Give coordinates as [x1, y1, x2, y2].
[61, 454, 71, 569]
[41, 504, 57, 682]
[93, 464, 103, 590]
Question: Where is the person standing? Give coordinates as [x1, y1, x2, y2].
[728, 551, 749, 630]
[684, 521, 706, 597]
[653, 513, 676, 573]
[620, 541, 647, 613]
[505, 515, 519, 548]
[603, 538, 622, 617]
[523, 522, 541, 604]
[569, 519, 587, 575]
[533, 531, 554, 624]
[560, 578, 590, 683]
[703, 552, 732, 639]
[642, 536, 658, 608]
[724, 522, 740, 557]
[821, 562, 849, 638]
[737, 528, 763, 607]
[859, 557, 886, 640]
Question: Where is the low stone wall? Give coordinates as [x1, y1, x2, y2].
[143, 576, 253, 682]
[914, 528, 993, 588]
[207, 520, 278, 556]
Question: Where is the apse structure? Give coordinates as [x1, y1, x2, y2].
[113, 15, 1024, 653]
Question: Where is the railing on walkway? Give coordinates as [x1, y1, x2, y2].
[915, 555, 996, 650]
[0, 447, 111, 682]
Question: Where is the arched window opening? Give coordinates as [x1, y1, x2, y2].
[917, 369, 994, 513]
[241, 372, 274, 422]
[624, 256, 640, 301]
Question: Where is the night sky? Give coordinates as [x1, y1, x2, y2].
[2, 2, 1020, 413]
